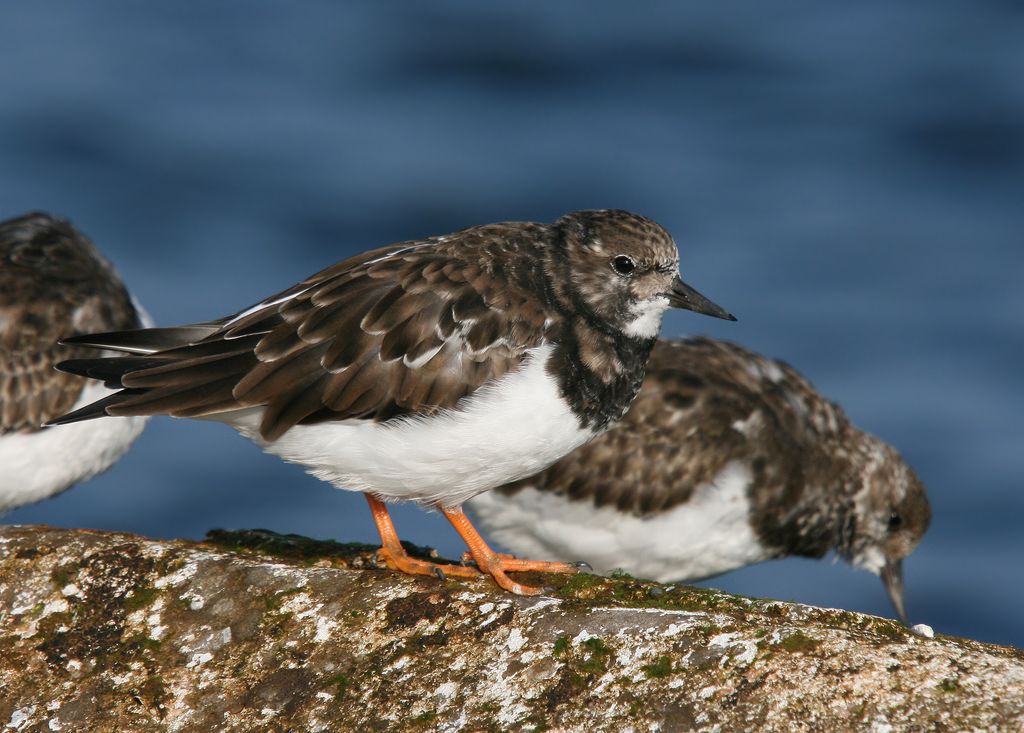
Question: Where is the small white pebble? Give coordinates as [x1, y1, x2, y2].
[911, 623, 934, 638]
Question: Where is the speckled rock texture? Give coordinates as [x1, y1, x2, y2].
[1, 526, 1021, 733]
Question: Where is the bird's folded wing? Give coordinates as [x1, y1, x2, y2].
[63, 236, 555, 441]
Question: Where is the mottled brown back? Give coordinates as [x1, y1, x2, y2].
[0, 213, 140, 433]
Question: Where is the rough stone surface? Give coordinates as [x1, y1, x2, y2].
[0, 525, 1021, 732]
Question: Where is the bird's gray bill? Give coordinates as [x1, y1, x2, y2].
[667, 278, 736, 321]
[882, 557, 907, 624]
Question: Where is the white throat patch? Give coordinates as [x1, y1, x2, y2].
[622, 296, 670, 339]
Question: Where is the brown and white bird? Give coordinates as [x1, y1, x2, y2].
[51, 210, 734, 594]
[0, 212, 149, 512]
[469, 337, 931, 619]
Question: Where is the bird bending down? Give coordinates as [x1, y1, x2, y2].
[51, 209, 734, 594]
[0, 212, 149, 512]
[470, 337, 930, 618]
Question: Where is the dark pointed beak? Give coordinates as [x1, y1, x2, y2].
[882, 557, 907, 624]
[666, 277, 737, 321]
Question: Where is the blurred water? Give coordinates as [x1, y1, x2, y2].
[2, 2, 1021, 647]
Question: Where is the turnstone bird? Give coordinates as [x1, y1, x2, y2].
[0, 212, 149, 512]
[469, 337, 931, 619]
[50, 210, 735, 595]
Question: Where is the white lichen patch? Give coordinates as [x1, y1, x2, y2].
[434, 681, 458, 701]
[15, 597, 69, 639]
[43, 597, 69, 616]
[7, 706, 36, 731]
[479, 609, 503, 627]
[148, 610, 167, 640]
[455, 590, 491, 605]
[572, 629, 593, 645]
[388, 656, 411, 672]
[708, 632, 759, 666]
[154, 559, 199, 589]
[314, 615, 335, 642]
[109, 672, 133, 686]
[177, 623, 233, 663]
[615, 644, 641, 668]
[279, 592, 314, 617]
[521, 596, 562, 613]
[185, 652, 214, 669]
[660, 618, 706, 637]
[506, 627, 527, 652]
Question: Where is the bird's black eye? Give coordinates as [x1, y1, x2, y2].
[611, 255, 636, 276]
[887, 512, 903, 531]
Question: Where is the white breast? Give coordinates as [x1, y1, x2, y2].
[0, 379, 148, 512]
[467, 461, 772, 581]
[229, 343, 596, 508]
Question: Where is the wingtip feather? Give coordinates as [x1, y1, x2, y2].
[45, 392, 128, 426]
[60, 324, 221, 354]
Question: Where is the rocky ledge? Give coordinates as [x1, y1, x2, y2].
[0, 525, 1021, 732]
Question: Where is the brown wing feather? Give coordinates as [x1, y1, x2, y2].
[0, 213, 140, 433]
[103, 224, 555, 441]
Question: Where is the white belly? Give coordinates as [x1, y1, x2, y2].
[230, 343, 596, 508]
[467, 461, 772, 581]
[0, 379, 148, 513]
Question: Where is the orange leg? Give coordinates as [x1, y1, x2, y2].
[365, 494, 480, 580]
[441, 506, 581, 595]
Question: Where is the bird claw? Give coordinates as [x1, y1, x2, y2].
[572, 561, 593, 572]
[432, 566, 447, 581]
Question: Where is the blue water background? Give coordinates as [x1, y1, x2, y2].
[2, 2, 1022, 647]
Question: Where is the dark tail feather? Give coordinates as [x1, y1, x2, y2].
[61, 324, 221, 354]
[107, 377, 240, 418]
[45, 389, 146, 426]
[57, 356, 167, 387]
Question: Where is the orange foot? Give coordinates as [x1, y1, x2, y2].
[443, 508, 581, 595]
[373, 545, 481, 580]
[364, 494, 481, 581]
[461, 551, 587, 574]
